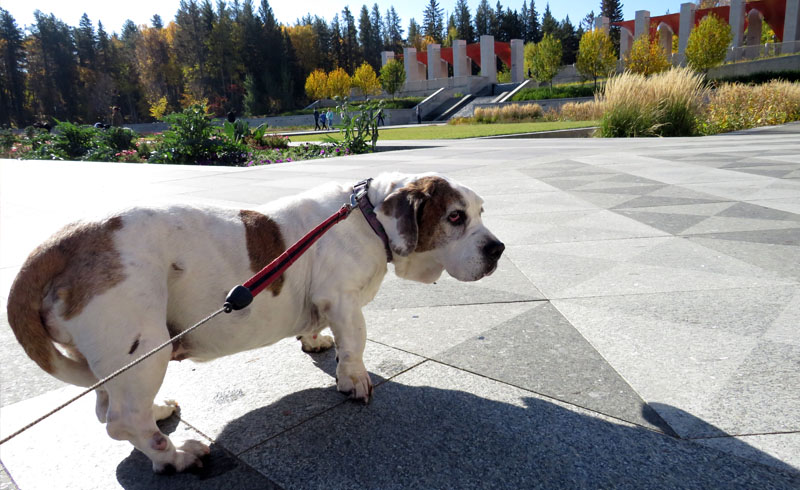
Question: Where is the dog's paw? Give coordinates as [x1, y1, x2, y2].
[300, 334, 335, 353]
[152, 439, 210, 473]
[336, 366, 373, 403]
[153, 399, 179, 421]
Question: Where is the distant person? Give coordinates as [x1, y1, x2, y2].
[313, 108, 320, 130]
[416, 105, 421, 124]
[227, 111, 236, 123]
[326, 109, 334, 129]
[377, 109, 385, 126]
[319, 111, 327, 130]
[111, 106, 123, 126]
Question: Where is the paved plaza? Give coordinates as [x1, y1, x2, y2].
[1, 124, 799, 489]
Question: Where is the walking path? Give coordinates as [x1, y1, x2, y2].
[1, 124, 799, 489]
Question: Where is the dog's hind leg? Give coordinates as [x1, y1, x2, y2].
[100, 332, 209, 473]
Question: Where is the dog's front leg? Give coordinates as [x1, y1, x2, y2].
[324, 298, 373, 403]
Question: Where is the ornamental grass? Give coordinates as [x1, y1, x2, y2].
[700, 80, 800, 135]
[474, 103, 543, 123]
[599, 67, 708, 137]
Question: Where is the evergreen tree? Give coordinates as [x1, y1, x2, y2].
[474, 0, 493, 38]
[0, 7, 27, 126]
[490, 2, 502, 37]
[175, 0, 211, 101]
[26, 11, 81, 121]
[151, 14, 164, 29]
[498, 8, 522, 42]
[341, 6, 359, 72]
[541, 4, 558, 37]
[330, 14, 344, 69]
[422, 0, 445, 43]
[370, 4, 383, 55]
[407, 18, 421, 50]
[527, 0, 541, 42]
[312, 16, 333, 71]
[581, 10, 596, 32]
[359, 6, 374, 68]
[601, 0, 623, 55]
[559, 16, 579, 64]
[74, 14, 96, 68]
[384, 7, 404, 53]
[454, 0, 474, 43]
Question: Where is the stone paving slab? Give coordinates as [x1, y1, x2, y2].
[2, 123, 800, 488]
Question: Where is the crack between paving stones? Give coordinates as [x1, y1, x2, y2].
[0, 457, 21, 490]
[231, 358, 428, 458]
[363, 336, 677, 439]
[688, 429, 800, 440]
[425, 356, 678, 439]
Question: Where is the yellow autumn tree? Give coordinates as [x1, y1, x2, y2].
[305, 69, 329, 100]
[625, 34, 671, 76]
[351, 62, 382, 97]
[326, 67, 352, 99]
[576, 29, 617, 89]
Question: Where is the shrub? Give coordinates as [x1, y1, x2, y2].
[710, 70, 800, 85]
[625, 34, 671, 76]
[0, 128, 15, 153]
[700, 81, 800, 134]
[686, 13, 732, 72]
[474, 104, 543, 123]
[513, 83, 598, 101]
[599, 67, 707, 137]
[149, 105, 248, 165]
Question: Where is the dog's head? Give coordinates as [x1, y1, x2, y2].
[376, 174, 504, 283]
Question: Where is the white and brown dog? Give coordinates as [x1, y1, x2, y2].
[7, 172, 504, 472]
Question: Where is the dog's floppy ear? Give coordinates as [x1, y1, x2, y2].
[376, 184, 429, 256]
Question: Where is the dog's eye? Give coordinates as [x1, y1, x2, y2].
[447, 211, 465, 225]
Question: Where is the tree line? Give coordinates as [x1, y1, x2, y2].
[0, 0, 624, 127]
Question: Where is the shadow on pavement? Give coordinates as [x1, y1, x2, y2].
[114, 380, 800, 489]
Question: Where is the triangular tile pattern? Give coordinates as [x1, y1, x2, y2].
[433, 302, 675, 435]
[533, 159, 800, 239]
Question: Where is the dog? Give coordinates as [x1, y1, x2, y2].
[7, 172, 504, 472]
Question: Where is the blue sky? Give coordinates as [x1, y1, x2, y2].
[2, 0, 685, 33]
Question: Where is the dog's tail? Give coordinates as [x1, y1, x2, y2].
[6, 236, 97, 388]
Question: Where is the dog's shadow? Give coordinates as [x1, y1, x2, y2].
[115, 367, 800, 489]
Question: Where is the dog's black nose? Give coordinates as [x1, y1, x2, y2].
[483, 240, 505, 261]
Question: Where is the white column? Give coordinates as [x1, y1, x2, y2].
[728, 0, 746, 60]
[510, 39, 524, 83]
[403, 47, 421, 82]
[678, 2, 696, 62]
[453, 40, 470, 77]
[784, 0, 800, 53]
[427, 43, 443, 80]
[634, 10, 651, 39]
[620, 27, 634, 61]
[594, 16, 610, 34]
[480, 35, 496, 82]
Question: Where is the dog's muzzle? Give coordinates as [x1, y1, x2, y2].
[482, 239, 505, 276]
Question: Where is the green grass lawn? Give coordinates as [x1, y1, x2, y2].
[289, 120, 598, 142]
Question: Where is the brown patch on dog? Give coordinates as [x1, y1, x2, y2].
[239, 210, 286, 296]
[381, 177, 464, 254]
[6, 216, 125, 374]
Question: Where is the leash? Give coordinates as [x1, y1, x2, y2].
[0, 179, 386, 446]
